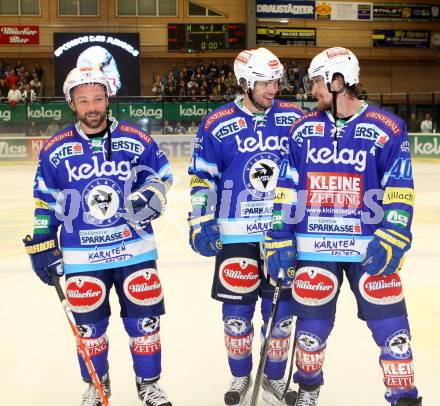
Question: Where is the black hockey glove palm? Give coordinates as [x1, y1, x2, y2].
[23, 234, 64, 285]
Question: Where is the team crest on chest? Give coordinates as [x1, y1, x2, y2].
[82, 178, 123, 226]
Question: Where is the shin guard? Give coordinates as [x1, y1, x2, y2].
[123, 316, 161, 380]
[77, 318, 110, 381]
[223, 302, 255, 377]
[367, 316, 419, 404]
[293, 317, 334, 388]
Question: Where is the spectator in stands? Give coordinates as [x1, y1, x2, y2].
[7, 83, 21, 107]
[220, 59, 232, 76]
[163, 120, 174, 134]
[30, 75, 42, 97]
[152, 75, 164, 96]
[296, 87, 308, 101]
[15, 60, 24, 75]
[187, 76, 199, 93]
[27, 121, 39, 137]
[207, 60, 219, 79]
[280, 84, 294, 97]
[45, 120, 60, 137]
[188, 121, 198, 134]
[164, 83, 177, 101]
[175, 121, 186, 134]
[407, 112, 420, 133]
[420, 113, 433, 133]
[34, 62, 44, 81]
[0, 78, 9, 101]
[22, 83, 36, 103]
[358, 84, 368, 101]
[6, 69, 19, 89]
[209, 87, 222, 102]
[224, 71, 237, 90]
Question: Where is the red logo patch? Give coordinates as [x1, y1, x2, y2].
[131, 332, 161, 355]
[296, 346, 325, 373]
[268, 336, 291, 361]
[268, 59, 279, 68]
[120, 125, 152, 143]
[204, 107, 235, 130]
[381, 359, 414, 388]
[307, 172, 362, 209]
[292, 266, 338, 306]
[219, 258, 260, 294]
[43, 130, 74, 151]
[82, 336, 108, 357]
[359, 273, 404, 305]
[66, 276, 106, 313]
[123, 268, 163, 306]
[365, 111, 400, 135]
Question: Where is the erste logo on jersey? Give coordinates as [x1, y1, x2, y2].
[82, 178, 123, 226]
[212, 116, 247, 140]
[307, 172, 363, 209]
[354, 123, 390, 147]
[111, 137, 145, 154]
[219, 258, 260, 294]
[359, 273, 404, 305]
[49, 142, 83, 167]
[293, 121, 325, 146]
[123, 268, 163, 306]
[274, 111, 302, 127]
[66, 276, 106, 313]
[292, 266, 338, 306]
[243, 153, 281, 199]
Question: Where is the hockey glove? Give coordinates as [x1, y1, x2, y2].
[123, 181, 167, 230]
[23, 234, 64, 285]
[361, 228, 411, 276]
[188, 213, 222, 257]
[263, 231, 297, 286]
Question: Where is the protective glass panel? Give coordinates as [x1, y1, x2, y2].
[188, 2, 205, 16]
[59, 0, 78, 15]
[158, 0, 176, 15]
[117, 0, 136, 15]
[139, 0, 155, 15]
[79, 0, 98, 15]
[21, 0, 40, 15]
[0, 0, 19, 14]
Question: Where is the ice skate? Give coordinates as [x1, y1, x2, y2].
[136, 377, 172, 406]
[262, 376, 297, 405]
[295, 384, 320, 406]
[80, 374, 110, 406]
[224, 375, 252, 405]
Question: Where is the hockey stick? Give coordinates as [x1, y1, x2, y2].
[51, 274, 109, 406]
[250, 268, 285, 406]
[282, 329, 297, 401]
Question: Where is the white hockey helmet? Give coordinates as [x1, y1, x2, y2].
[234, 48, 284, 90]
[63, 66, 111, 103]
[308, 47, 359, 87]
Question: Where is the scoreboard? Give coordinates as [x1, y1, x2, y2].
[168, 23, 246, 51]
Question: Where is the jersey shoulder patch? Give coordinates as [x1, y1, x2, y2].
[42, 127, 76, 152]
[203, 104, 236, 131]
[119, 123, 153, 144]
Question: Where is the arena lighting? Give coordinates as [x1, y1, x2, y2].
[257, 18, 289, 23]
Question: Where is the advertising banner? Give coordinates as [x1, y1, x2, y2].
[316, 2, 372, 20]
[256, 1, 315, 19]
[0, 25, 39, 45]
[373, 3, 431, 21]
[410, 135, 440, 157]
[257, 27, 316, 46]
[372, 30, 430, 48]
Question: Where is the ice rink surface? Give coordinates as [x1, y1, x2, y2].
[1, 159, 439, 406]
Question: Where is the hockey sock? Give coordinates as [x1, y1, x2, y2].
[261, 297, 294, 380]
[123, 316, 161, 380]
[222, 302, 256, 377]
[367, 316, 419, 404]
[293, 317, 334, 388]
[77, 318, 109, 381]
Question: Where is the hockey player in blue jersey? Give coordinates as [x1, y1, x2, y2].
[23, 67, 173, 406]
[265, 47, 422, 405]
[188, 48, 304, 405]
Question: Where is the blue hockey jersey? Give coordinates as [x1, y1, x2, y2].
[189, 97, 304, 243]
[272, 103, 415, 262]
[33, 119, 172, 274]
